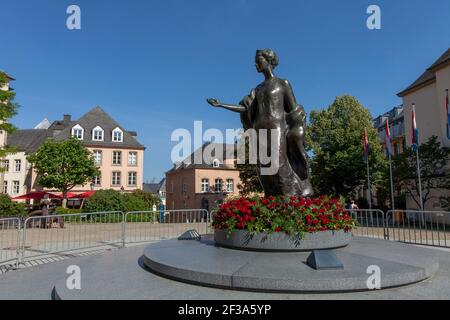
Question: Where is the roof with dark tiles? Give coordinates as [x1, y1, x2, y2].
[6, 129, 53, 153]
[53, 106, 145, 150]
[6, 106, 145, 153]
[167, 143, 237, 173]
[398, 48, 450, 97]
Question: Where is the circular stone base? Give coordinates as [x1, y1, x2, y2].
[143, 236, 439, 293]
[214, 229, 352, 251]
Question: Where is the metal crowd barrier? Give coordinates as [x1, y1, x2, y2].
[20, 211, 125, 265]
[348, 209, 388, 240]
[124, 209, 209, 245]
[349, 209, 450, 248]
[0, 218, 21, 270]
[385, 210, 450, 248]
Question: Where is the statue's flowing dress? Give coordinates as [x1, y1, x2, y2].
[239, 78, 313, 197]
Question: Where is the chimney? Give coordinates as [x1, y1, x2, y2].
[63, 115, 71, 124]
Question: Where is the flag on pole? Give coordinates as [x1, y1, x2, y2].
[446, 89, 449, 140]
[412, 104, 419, 150]
[385, 119, 391, 157]
[364, 128, 370, 162]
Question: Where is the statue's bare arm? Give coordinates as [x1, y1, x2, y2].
[206, 98, 246, 113]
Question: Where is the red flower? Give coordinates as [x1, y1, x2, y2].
[275, 227, 282, 232]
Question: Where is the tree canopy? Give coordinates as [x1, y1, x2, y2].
[392, 136, 450, 210]
[306, 95, 387, 198]
[0, 71, 19, 160]
[28, 138, 100, 204]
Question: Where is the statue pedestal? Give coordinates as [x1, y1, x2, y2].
[214, 229, 352, 252]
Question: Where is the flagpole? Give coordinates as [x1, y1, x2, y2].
[412, 103, 424, 212]
[385, 119, 395, 212]
[364, 128, 372, 210]
[415, 147, 424, 211]
[366, 159, 372, 210]
[388, 151, 395, 211]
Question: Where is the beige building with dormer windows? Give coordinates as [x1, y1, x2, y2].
[2, 106, 145, 198]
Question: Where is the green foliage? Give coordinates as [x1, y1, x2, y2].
[83, 189, 154, 213]
[392, 136, 450, 209]
[121, 193, 149, 213]
[27, 138, 100, 197]
[235, 141, 263, 196]
[130, 189, 161, 208]
[0, 194, 27, 218]
[55, 207, 82, 215]
[306, 95, 387, 198]
[83, 190, 123, 212]
[0, 71, 19, 161]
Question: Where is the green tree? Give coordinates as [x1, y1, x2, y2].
[0, 194, 27, 218]
[27, 138, 99, 207]
[0, 71, 19, 161]
[131, 189, 161, 208]
[306, 95, 387, 198]
[83, 189, 156, 213]
[235, 141, 263, 196]
[392, 136, 450, 210]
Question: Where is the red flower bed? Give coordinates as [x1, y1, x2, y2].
[212, 195, 356, 237]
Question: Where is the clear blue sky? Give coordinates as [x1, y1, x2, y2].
[1, 0, 449, 182]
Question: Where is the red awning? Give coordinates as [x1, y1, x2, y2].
[67, 191, 96, 199]
[75, 191, 96, 199]
[12, 191, 62, 201]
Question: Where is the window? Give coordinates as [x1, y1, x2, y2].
[215, 179, 223, 193]
[93, 150, 102, 166]
[128, 152, 138, 166]
[14, 160, 21, 172]
[226, 179, 234, 193]
[2, 160, 9, 172]
[92, 126, 104, 141]
[128, 172, 137, 186]
[2, 181, 7, 194]
[112, 172, 121, 186]
[112, 128, 123, 142]
[93, 175, 101, 186]
[112, 151, 122, 165]
[182, 182, 187, 193]
[213, 159, 220, 168]
[71, 124, 84, 140]
[12, 181, 19, 195]
[201, 179, 209, 193]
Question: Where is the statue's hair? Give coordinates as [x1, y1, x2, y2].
[256, 49, 279, 69]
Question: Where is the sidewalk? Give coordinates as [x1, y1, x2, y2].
[1, 243, 450, 300]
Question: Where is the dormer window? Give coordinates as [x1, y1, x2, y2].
[92, 126, 104, 141]
[212, 159, 220, 168]
[112, 127, 123, 142]
[72, 124, 84, 140]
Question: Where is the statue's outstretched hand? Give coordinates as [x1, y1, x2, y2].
[207, 98, 221, 107]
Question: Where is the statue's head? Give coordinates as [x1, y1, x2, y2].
[255, 49, 279, 73]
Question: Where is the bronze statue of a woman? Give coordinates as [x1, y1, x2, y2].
[207, 49, 313, 198]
